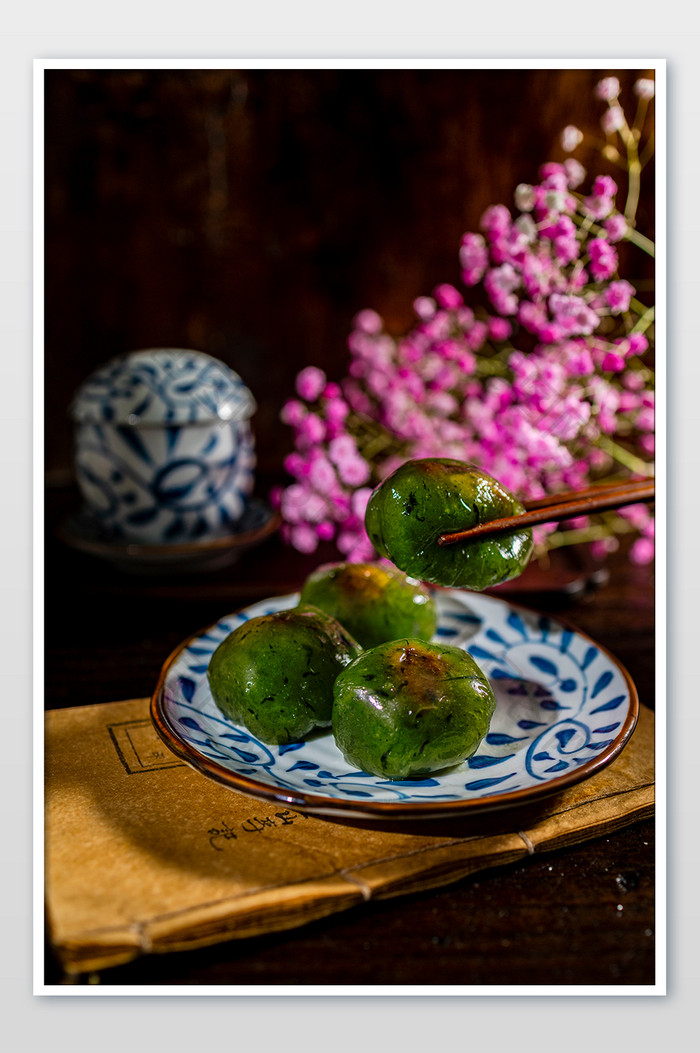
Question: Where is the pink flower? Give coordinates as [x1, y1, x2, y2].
[456, 305, 475, 329]
[518, 301, 548, 335]
[315, 521, 336, 541]
[342, 379, 372, 414]
[618, 503, 651, 530]
[553, 234, 579, 265]
[630, 537, 654, 565]
[561, 341, 594, 376]
[539, 163, 568, 189]
[337, 527, 375, 562]
[345, 540, 377, 563]
[304, 492, 331, 523]
[296, 365, 327, 402]
[324, 395, 350, 427]
[280, 399, 307, 427]
[308, 452, 338, 491]
[480, 204, 512, 237]
[283, 451, 308, 478]
[628, 332, 649, 355]
[588, 237, 618, 280]
[623, 370, 645, 391]
[618, 389, 640, 412]
[337, 455, 371, 487]
[413, 295, 436, 320]
[591, 537, 620, 560]
[459, 233, 488, 285]
[548, 393, 591, 440]
[636, 406, 655, 431]
[367, 368, 391, 397]
[634, 78, 655, 100]
[561, 125, 583, 152]
[429, 362, 458, 390]
[484, 263, 520, 315]
[537, 321, 565, 343]
[328, 434, 358, 466]
[329, 490, 352, 518]
[280, 484, 312, 523]
[593, 175, 618, 198]
[425, 391, 458, 416]
[602, 106, 625, 134]
[564, 159, 586, 188]
[605, 279, 635, 313]
[582, 193, 614, 221]
[589, 376, 620, 433]
[549, 293, 599, 335]
[514, 214, 538, 246]
[588, 447, 611, 470]
[296, 412, 326, 447]
[488, 316, 512, 341]
[465, 320, 488, 351]
[604, 214, 627, 242]
[514, 183, 536, 211]
[289, 522, 319, 554]
[433, 283, 463, 310]
[351, 487, 373, 520]
[596, 76, 620, 101]
[277, 107, 655, 575]
[353, 308, 383, 334]
[601, 351, 626, 372]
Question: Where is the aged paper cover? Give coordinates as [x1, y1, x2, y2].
[45, 698, 654, 976]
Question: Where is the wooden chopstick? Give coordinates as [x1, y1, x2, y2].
[519, 477, 653, 511]
[437, 478, 655, 547]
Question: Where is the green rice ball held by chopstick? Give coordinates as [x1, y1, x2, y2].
[364, 458, 533, 590]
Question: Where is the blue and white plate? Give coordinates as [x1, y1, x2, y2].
[151, 590, 639, 819]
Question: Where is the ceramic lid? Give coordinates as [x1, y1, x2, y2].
[70, 348, 257, 426]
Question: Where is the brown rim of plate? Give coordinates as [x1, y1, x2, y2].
[58, 504, 281, 559]
[149, 593, 641, 820]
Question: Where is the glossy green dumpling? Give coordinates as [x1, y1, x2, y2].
[332, 638, 496, 779]
[299, 561, 437, 650]
[207, 605, 362, 745]
[365, 458, 533, 590]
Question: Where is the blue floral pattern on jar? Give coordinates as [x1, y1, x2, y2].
[71, 349, 256, 544]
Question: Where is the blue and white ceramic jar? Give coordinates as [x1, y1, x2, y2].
[71, 348, 257, 545]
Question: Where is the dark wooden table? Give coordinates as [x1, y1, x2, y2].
[43, 481, 655, 987]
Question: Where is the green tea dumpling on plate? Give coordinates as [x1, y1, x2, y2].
[207, 605, 362, 745]
[364, 457, 533, 590]
[299, 561, 437, 649]
[332, 638, 496, 779]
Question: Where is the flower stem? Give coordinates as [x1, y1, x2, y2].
[639, 132, 655, 169]
[570, 206, 655, 257]
[543, 518, 637, 550]
[630, 303, 655, 334]
[596, 435, 654, 476]
[625, 168, 641, 223]
[475, 356, 510, 377]
[624, 226, 655, 257]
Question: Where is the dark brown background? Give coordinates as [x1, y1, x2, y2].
[44, 66, 654, 486]
[43, 67, 657, 986]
